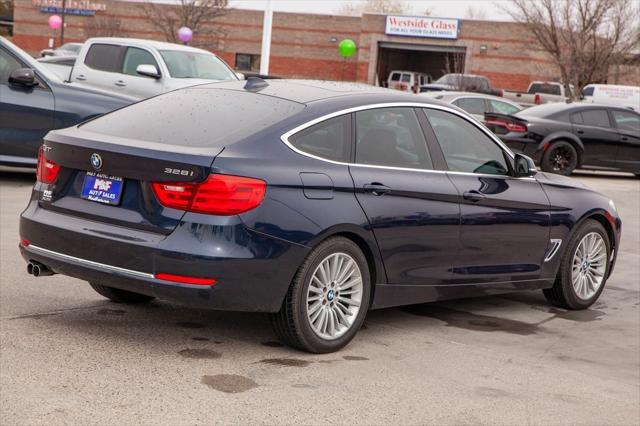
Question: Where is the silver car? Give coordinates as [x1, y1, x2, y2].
[69, 37, 238, 98]
[420, 91, 523, 122]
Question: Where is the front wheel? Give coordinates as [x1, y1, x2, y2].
[270, 237, 371, 353]
[543, 219, 611, 310]
[541, 141, 578, 175]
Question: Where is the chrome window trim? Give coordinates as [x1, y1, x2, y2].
[27, 244, 154, 280]
[279, 102, 537, 181]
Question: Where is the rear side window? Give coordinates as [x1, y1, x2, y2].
[612, 110, 640, 132]
[81, 89, 304, 147]
[289, 115, 351, 162]
[453, 98, 486, 115]
[572, 109, 611, 128]
[390, 73, 401, 82]
[122, 47, 159, 76]
[490, 100, 520, 115]
[355, 107, 432, 170]
[582, 86, 595, 96]
[424, 108, 509, 176]
[85, 44, 125, 73]
[401, 74, 411, 83]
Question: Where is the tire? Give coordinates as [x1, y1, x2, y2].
[89, 282, 155, 304]
[541, 141, 578, 175]
[543, 219, 611, 310]
[270, 236, 371, 353]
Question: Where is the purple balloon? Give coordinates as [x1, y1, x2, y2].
[48, 15, 62, 30]
[178, 27, 193, 43]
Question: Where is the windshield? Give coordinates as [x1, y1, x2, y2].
[435, 74, 458, 84]
[160, 50, 237, 80]
[60, 43, 82, 54]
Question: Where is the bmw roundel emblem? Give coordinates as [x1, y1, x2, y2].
[90, 153, 102, 170]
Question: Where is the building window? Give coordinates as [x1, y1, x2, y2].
[235, 53, 261, 72]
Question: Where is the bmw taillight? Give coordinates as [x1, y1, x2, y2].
[151, 174, 266, 215]
[36, 146, 61, 184]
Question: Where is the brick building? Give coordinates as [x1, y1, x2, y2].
[7, 0, 593, 91]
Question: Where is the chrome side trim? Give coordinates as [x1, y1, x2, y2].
[279, 102, 536, 181]
[27, 244, 154, 279]
[544, 239, 563, 262]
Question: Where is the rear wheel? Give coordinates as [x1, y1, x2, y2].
[89, 282, 155, 304]
[543, 220, 610, 310]
[270, 237, 371, 353]
[541, 141, 578, 175]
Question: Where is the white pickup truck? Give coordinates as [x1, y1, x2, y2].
[503, 81, 575, 107]
[68, 37, 238, 98]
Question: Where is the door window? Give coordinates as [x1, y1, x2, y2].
[122, 47, 159, 76]
[424, 108, 510, 176]
[84, 44, 125, 73]
[571, 109, 611, 128]
[0, 48, 22, 84]
[355, 108, 432, 169]
[611, 110, 640, 133]
[489, 99, 520, 115]
[453, 97, 486, 115]
[401, 74, 411, 83]
[289, 115, 351, 162]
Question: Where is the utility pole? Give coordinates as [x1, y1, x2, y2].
[259, 0, 272, 76]
[59, 0, 66, 46]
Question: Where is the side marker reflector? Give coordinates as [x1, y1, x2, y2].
[155, 273, 217, 286]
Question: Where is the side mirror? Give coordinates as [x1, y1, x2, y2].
[9, 68, 38, 88]
[513, 153, 537, 177]
[136, 64, 161, 79]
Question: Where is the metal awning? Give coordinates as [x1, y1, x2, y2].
[378, 41, 466, 54]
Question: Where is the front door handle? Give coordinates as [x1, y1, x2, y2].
[463, 190, 485, 202]
[621, 136, 629, 141]
[576, 129, 584, 134]
[115, 80, 126, 87]
[76, 74, 86, 81]
[363, 183, 391, 196]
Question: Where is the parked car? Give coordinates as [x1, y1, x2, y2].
[69, 37, 238, 98]
[40, 42, 83, 58]
[421, 91, 522, 123]
[419, 73, 502, 96]
[581, 84, 640, 111]
[387, 70, 431, 93]
[0, 37, 139, 168]
[503, 81, 575, 107]
[37, 55, 77, 81]
[19, 79, 621, 353]
[485, 103, 640, 176]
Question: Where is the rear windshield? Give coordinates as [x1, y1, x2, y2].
[528, 83, 561, 95]
[81, 88, 304, 147]
[515, 103, 570, 119]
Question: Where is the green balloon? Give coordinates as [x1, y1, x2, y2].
[338, 39, 357, 58]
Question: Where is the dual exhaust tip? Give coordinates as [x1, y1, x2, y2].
[27, 261, 54, 277]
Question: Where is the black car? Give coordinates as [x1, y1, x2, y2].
[20, 80, 621, 353]
[0, 37, 138, 168]
[485, 103, 640, 176]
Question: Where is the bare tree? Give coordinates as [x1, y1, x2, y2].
[85, 16, 121, 38]
[464, 5, 487, 20]
[337, 0, 410, 16]
[0, 0, 13, 36]
[142, 0, 228, 46]
[442, 51, 468, 90]
[507, 0, 640, 98]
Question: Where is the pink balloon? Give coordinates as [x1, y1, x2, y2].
[178, 27, 193, 43]
[48, 15, 62, 30]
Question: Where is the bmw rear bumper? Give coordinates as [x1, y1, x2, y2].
[19, 201, 308, 312]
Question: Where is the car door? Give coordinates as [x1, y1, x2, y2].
[570, 108, 620, 168]
[116, 47, 164, 98]
[422, 107, 551, 284]
[348, 107, 460, 285]
[610, 109, 640, 173]
[452, 97, 487, 122]
[72, 43, 125, 93]
[0, 46, 54, 166]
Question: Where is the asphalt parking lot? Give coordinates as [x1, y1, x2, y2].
[1, 169, 638, 425]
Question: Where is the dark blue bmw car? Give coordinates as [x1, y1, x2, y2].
[19, 79, 621, 353]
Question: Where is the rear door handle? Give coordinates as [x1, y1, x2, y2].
[115, 80, 126, 87]
[363, 183, 391, 196]
[621, 136, 629, 141]
[463, 190, 485, 202]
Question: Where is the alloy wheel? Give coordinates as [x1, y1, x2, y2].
[571, 232, 607, 300]
[306, 252, 363, 340]
[550, 146, 575, 173]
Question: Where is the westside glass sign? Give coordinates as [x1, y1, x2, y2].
[385, 15, 459, 40]
[33, 0, 106, 16]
